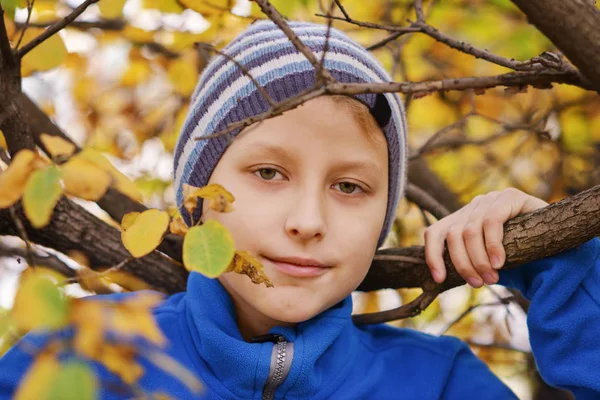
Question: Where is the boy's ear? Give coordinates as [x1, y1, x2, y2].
[370, 94, 392, 128]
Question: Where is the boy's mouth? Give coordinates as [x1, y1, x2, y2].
[263, 255, 331, 278]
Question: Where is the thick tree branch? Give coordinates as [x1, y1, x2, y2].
[1, 183, 598, 324]
[511, 0, 600, 92]
[353, 184, 600, 323]
[0, 198, 187, 294]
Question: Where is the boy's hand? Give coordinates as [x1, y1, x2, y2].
[424, 188, 548, 288]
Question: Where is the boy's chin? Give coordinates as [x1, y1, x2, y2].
[260, 291, 345, 324]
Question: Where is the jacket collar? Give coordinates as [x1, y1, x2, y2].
[182, 272, 359, 398]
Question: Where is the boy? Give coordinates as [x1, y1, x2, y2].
[2, 20, 600, 399]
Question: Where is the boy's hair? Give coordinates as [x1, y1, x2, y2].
[173, 20, 408, 248]
[330, 95, 384, 142]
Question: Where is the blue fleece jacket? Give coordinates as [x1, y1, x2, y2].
[1, 237, 599, 399]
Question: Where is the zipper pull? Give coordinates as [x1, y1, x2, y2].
[251, 334, 285, 343]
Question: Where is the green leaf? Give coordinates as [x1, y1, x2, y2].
[23, 165, 63, 228]
[12, 271, 69, 331]
[48, 360, 98, 400]
[183, 219, 235, 278]
[1, 0, 20, 18]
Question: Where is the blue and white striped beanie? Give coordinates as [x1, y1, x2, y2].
[173, 20, 408, 248]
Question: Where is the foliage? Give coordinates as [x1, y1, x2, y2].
[0, 0, 598, 399]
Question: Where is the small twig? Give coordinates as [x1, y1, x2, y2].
[15, 0, 35, 50]
[251, 0, 336, 84]
[405, 183, 451, 220]
[9, 207, 35, 268]
[16, 0, 100, 58]
[195, 69, 590, 142]
[353, 288, 440, 324]
[440, 296, 515, 335]
[317, 0, 336, 85]
[369, 29, 420, 51]
[195, 86, 326, 141]
[414, 0, 425, 22]
[194, 42, 276, 107]
[333, 0, 350, 20]
[411, 116, 470, 160]
[0, 241, 75, 277]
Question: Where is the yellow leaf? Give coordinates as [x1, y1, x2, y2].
[77, 149, 143, 202]
[169, 217, 189, 236]
[12, 270, 69, 331]
[23, 165, 63, 228]
[62, 155, 112, 201]
[20, 27, 68, 76]
[109, 292, 165, 346]
[228, 250, 273, 287]
[71, 300, 104, 359]
[121, 59, 152, 86]
[0, 129, 7, 149]
[178, 0, 231, 16]
[121, 209, 170, 257]
[168, 56, 198, 97]
[76, 266, 114, 295]
[121, 211, 140, 230]
[98, 0, 127, 18]
[183, 219, 235, 277]
[13, 352, 60, 400]
[3, 14, 15, 41]
[142, 0, 184, 13]
[97, 344, 144, 385]
[123, 25, 155, 43]
[0, 149, 38, 208]
[40, 133, 76, 158]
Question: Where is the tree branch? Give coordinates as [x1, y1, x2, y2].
[251, 0, 336, 84]
[16, 0, 100, 58]
[510, 0, 600, 92]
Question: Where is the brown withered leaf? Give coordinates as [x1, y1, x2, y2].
[169, 216, 189, 236]
[182, 183, 235, 219]
[228, 250, 274, 288]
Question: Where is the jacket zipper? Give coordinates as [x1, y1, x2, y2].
[251, 334, 294, 400]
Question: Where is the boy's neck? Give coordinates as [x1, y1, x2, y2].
[219, 277, 296, 342]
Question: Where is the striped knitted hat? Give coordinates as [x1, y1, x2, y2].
[173, 20, 408, 248]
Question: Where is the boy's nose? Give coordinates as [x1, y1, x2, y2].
[284, 193, 327, 241]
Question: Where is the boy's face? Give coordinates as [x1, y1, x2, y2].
[200, 96, 389, 328]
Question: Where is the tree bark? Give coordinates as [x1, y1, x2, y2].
[511, 0, 600, 92]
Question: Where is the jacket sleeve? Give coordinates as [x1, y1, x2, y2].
[0, 332, 48, 399]
[498, 237, 600, 398]
[441, 340, 518, 399]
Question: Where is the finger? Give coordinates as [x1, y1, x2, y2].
[462, 193, 500, 284]
[463, 221, 498, 284]
[482, 209, 506, 270]
[446, 225, 483, 288]
[424, 225, 448, 283]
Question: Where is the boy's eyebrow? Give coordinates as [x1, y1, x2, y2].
[244, 141, 384, 179]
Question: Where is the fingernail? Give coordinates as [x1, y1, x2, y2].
[467, 277, 482, 287]
[491, 256, 503, 270]
[431, 269, 441, 282]
[482, 273, 497, 285]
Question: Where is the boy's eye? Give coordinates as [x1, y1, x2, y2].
[256, 168, 280, 180]
[335, 182, 363, 195]
[254, 168, 365, 195]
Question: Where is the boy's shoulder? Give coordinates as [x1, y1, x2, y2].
[355, 322, 466, 360]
